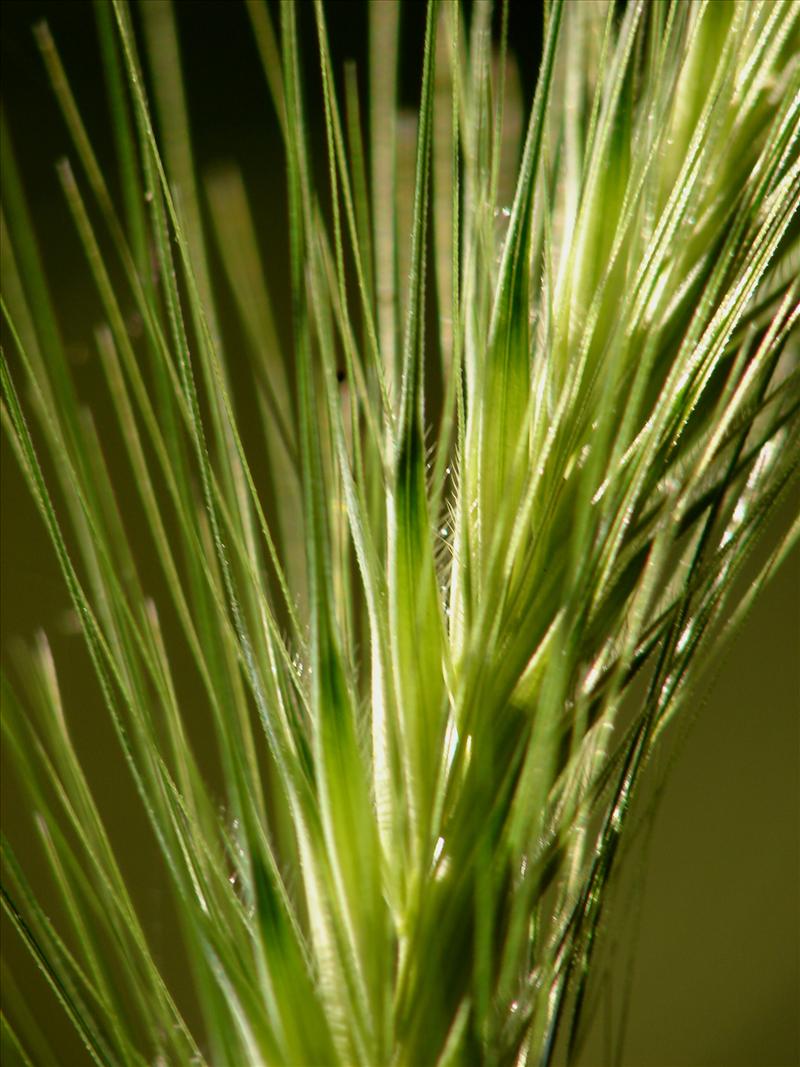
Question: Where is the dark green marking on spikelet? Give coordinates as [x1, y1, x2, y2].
[388, 0, 447, 872]
[280, 2, 390, 1060]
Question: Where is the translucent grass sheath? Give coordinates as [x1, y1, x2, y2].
[2, 1, 798, 1065]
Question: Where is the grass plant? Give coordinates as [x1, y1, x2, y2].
[1, 0, 799, 1064]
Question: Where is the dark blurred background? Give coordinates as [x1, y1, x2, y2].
[1, 2, 798, 1064]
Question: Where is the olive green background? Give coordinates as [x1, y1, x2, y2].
[2, 2, 798, 1064]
